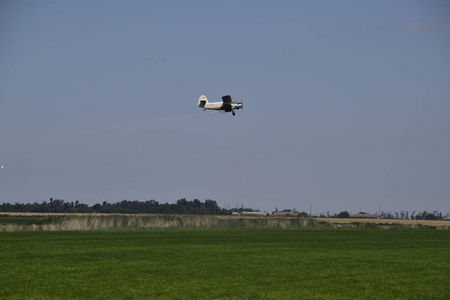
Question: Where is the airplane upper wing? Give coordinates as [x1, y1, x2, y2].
[222, 95, 232, 103]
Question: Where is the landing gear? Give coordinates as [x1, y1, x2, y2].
[232, 111, 236, 116]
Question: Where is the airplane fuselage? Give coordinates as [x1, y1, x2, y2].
[204, 102, 243, 111]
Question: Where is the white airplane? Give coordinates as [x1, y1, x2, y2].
[198, 95, 243, 116]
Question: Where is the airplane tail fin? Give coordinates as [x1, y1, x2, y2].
[198, 95, 208, 108]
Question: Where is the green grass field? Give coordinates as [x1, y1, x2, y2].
[1, 229, 449, 299]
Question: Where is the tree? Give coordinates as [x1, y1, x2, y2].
[93, 203, 102, 212]
[338, 211, 350, 218]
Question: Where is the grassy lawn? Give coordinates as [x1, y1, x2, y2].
[1, 229, 449, 299]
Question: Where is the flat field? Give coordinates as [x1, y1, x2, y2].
[1, 229, 449, 299]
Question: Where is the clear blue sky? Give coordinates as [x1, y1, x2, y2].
[1, 0, 449, 214]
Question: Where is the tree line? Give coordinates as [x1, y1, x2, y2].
[378, 210, 449, 220]
[1, 199, 448, 220]
[334, 210, 449, 220]
[0, 198, 230, 215]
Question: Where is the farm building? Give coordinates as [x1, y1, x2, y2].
[239, 211, 270, 216]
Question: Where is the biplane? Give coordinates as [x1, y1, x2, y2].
[198, 95, 243, 116]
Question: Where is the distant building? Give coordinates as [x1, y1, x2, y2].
[349, 214, 378, 219]
[239, 211, 269, 216]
